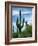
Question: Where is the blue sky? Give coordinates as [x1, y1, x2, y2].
[12, 6, 32, 32]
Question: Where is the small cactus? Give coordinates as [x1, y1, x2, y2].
[25, 21, 27, 26]
[13, 26, 14, 32]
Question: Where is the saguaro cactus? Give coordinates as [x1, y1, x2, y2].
[25, 21, 27, 26]
[13, 26, 14, 32]
[16, 10, 24, 37]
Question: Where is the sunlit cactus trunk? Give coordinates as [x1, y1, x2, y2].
[16, 10, 24, 37]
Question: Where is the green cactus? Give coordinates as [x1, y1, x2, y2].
[16, 10, 24, 37]
[25, 21, 27, 26]
[13, 26, 14, 32]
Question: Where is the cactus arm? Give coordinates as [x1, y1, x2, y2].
[21, 18, 24, 28]
[16, 17, 20, 28]
[16, 17, 18, 26]
[16, 18, 20, 28]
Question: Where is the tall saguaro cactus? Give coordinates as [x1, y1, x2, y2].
[16, 10, 24, 37]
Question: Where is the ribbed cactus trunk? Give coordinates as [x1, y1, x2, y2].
[19, 11, 21, 34]
[20, 11, 21, 25]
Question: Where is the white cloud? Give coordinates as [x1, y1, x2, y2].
[12, 10, 19, 16]
[12, 10, 31, 16]
[27, 20, 32, 25]
[21, 11, 31, 15]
